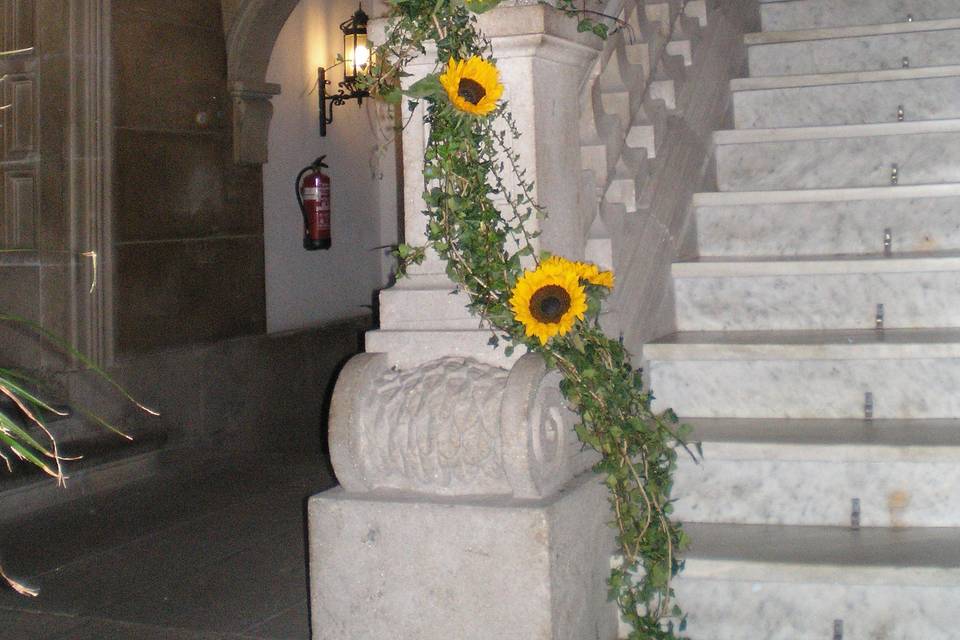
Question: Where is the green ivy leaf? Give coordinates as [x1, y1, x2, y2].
[380, 87, 403, 104]
[405, 74, 443, 98]
[464, 0, 502, 13]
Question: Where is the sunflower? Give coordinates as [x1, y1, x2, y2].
[576, 262, 615, 288]
[509, 260, 587, 345]
[439, 56, 504, 116]
[541, 256, 615, 289]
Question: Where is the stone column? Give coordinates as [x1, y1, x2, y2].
[367, 4, 601, 368]
[309, 5, 617, 639]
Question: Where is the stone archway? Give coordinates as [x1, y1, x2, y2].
[220, 0, 302, 164]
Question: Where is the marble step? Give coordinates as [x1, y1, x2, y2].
[746, 18, 960, 77]
[732, 66, 960, 128]
[714, 119, 960, 192]
[642, 328, 960, 419]
[672, 253, 960, 332]
[675, 523, 960, 640]
[694, 185, 960, 257]
[673, 418, 960, 527]
[759, 0, 960, 32]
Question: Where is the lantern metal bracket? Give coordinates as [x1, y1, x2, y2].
[319, 65, 369, 137]
[318, 4, 369, 137]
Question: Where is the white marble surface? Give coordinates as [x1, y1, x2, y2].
[695, 182, 960, 205]
[760, 0, 960, 32]
[621, 523, 960, 637]
[734, 74, 960, 128]
[732, 64, 960, 91]
[673, 263, 960, 331]
[683, 521, 960, 573]
[647, 355, 960, 418]
[644, 10, 960, 634]
[674, 253, 960, 276]
[715, 118, 960, 143]
[715, 129, 960, 191]
[674, 448, 960, 527]
[644, 327, 960, 359]
[676, 576, 960, 639]
[748, 29, 960, 77]
[695, 192, 960, 256]
[746, 17, 960, 45]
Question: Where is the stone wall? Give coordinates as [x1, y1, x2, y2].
[111, 0, 266, 354]
[63, 314, 370, 456]
[0, 0, 75, 370]
[262, 0, 398, 333]
[1, 0, 382, 470]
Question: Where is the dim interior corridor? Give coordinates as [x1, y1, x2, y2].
[0, 455, 333, 639]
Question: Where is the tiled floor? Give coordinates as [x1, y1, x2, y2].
[0, 454, 335, 639]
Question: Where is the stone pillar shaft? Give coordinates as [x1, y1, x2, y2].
[368, 5, 600, 368]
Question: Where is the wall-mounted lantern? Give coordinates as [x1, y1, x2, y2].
[319, 4, 370, 137]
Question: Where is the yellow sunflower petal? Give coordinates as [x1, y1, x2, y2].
[439, 56, 503, 116]
[509, 258, 587, 344]
[572, 261, 614, 288]
[587, 269, 614, 288]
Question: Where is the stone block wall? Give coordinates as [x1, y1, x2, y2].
[0, 0, 379, 470]
[62, 314, 371, 456]
[111, 0, 266, 354]
[0, 0, 73, 371]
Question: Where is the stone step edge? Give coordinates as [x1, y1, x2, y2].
[672, 252, 960, 278]
[0, 443, 165, 524]
[681, 523, 960, 586]
[365, 328, 524, 369]
[643, 329, 960, 361]
[731, 64, 960, 92]
[713, 117, 960, 146]
[745, 17, 960, 46]
[692, 183, 960, 207]
[693, 441, 960, 464]
[685, 417, 960, 463]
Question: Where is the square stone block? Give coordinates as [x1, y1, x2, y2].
[308, 472, 618, 640]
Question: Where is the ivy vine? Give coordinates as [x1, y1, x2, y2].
[359, 0, 697, 636]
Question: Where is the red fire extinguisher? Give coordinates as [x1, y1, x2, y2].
[296, 156, 331, 250]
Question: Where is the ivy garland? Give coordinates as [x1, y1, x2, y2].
[359, 0, 697, 636]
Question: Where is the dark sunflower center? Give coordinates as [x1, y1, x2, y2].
[529, 285, 571, 324]
[457, 78, 486, 105]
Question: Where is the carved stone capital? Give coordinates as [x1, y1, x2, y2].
[230, 80, 280, 165]
[221, 0, 299, 165]
[329, 353, 596, 499]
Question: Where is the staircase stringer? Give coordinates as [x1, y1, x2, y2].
[580, 0, 758, 351]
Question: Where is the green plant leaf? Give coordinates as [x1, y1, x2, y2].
[404, 74, 443, 99]
[463, 0, 501, 13]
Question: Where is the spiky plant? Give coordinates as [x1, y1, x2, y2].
[0, 312, 157, 596]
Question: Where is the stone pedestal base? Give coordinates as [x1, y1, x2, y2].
[308, 471, 618, 640]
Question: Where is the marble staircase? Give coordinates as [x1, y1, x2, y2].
[643, 1, 960, 637]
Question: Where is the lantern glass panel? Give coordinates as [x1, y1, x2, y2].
[343, 32, 356, 80]
[354, 33, 370, 73]
[343, 31, 370, 81]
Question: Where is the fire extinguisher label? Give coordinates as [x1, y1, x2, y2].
[302, 187, 320, 201]
[319, 183, 330, 210]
